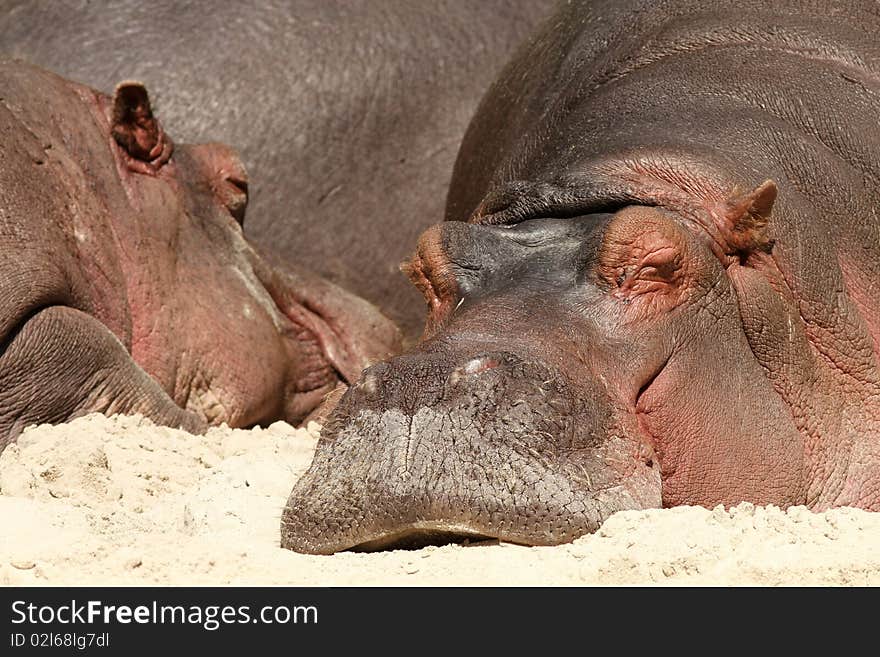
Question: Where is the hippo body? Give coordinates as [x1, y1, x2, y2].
[0, 60, 400, 450]
[0, 0, 556, 338]
[283, 0, 880, 553]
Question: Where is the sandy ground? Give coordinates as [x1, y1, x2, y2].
[1, 413, 878, 586]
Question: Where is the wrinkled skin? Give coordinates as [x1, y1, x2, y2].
[283, 0, 880, 554]
[0, 0, 556, 339]
[0, 60, 400, 451]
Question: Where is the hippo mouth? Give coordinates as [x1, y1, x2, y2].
[281, 351, 662, 554]
[348, 525, 495, 552]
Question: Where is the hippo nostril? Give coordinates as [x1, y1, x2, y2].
[356, 362, 390, 394]
[464, 356, 500, 375]
[447, 355, 502, 386]
[362, 361, 390, 378]
[358, 373, 379, 396]
[348, 529, 496, 552]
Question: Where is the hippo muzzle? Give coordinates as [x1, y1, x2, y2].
[281, 346, 661, 554]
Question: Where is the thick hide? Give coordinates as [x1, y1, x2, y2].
[283, 0, 880, 553]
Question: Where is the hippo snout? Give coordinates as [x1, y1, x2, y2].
[280, 347, 662, 554]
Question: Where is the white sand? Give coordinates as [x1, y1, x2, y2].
[1, 413, 878, 586]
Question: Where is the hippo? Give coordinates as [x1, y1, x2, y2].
[282, 0, 880, 553]
[0, 0, 557, 339]
[0, 59, 400, 451]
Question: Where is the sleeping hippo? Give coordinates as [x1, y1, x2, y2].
[282, 0, 880, 553]
[0, 0, 557, 339]
[0, 59, 400, 451]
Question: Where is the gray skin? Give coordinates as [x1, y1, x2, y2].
[0, 0, 556, 340]
[282, 0, 880, 554]
[0, 59, 400, 451]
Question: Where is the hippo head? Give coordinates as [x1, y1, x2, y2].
[95, 80, 401, 426]
[282, 182, 808, 553]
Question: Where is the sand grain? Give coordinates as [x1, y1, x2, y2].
[2, 414, 878, 586]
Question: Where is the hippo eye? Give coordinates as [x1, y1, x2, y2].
[221, 174, 248, 225]
[638, 259, 679, 282]
[226, 175, 248, 196]
[605, 245, 684, 301]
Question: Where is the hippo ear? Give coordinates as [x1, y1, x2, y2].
[111, 81, 172, 170]
[717, 179, 777, 257]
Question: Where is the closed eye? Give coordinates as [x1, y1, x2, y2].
[226, 174, 248, 197]
[220, 174, 248, 225]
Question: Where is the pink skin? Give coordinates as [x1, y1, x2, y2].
[101, 85, 402, 428]
[466, 171, 880, 513]
[0, 62, 400, 447]
[587, 201, 878, 512]
[595, 207, 808, 508]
